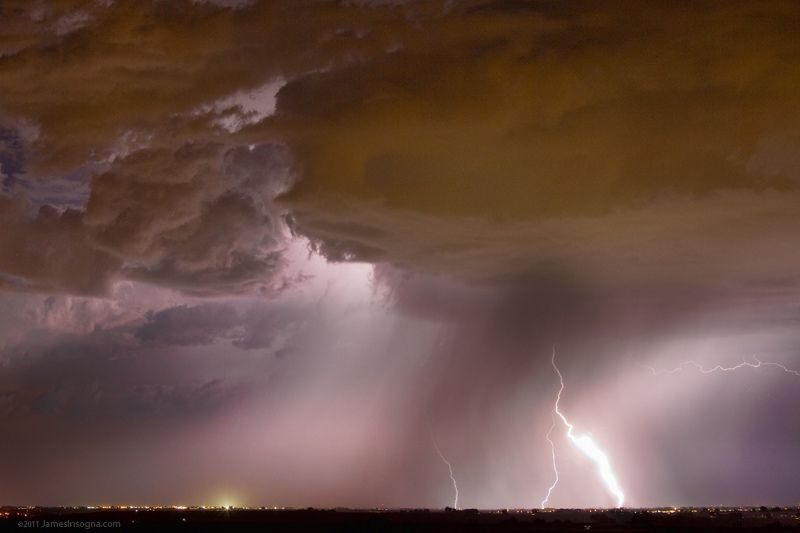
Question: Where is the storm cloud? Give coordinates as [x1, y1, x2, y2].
[2, 0, 800, 296]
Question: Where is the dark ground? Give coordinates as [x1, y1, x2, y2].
[2, 507, 800, 531]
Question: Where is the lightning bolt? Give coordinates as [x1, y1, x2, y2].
[540, 414, 558, 509]
[645, 355, 800, 377]
[432, 436, 459, 509]
[546, 346, 626, 508]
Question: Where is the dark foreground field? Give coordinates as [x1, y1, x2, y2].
[2, 506, 799, 531]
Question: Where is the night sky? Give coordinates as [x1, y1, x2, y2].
[2, 0, 800, 509]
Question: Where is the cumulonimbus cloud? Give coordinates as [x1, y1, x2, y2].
[2, 0, 800, 300]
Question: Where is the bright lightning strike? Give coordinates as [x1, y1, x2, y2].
[646, 355, 800, 377]
[432, 437, 459, 509]
[548, 346, 625, 508]
[540, 414, 558, 509]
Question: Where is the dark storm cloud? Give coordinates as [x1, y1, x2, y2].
[231, 305, 305, 350]
[0, 127, 25, 189]
[134, 300, 306, 350]
[0, 197, 121, 295]
[261, 0, 800, 295]
[0, 287, 328, 420]
[85, 142, 294, 295]
[3, 0, 797, 298]
[0, 0, 405, 177]
[0, 298, 298, 420]
[0, 0, 407, 296]
[135, 303, 240, 346]
[0, 142, 293, 295]
[26, 378, 246, 419]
